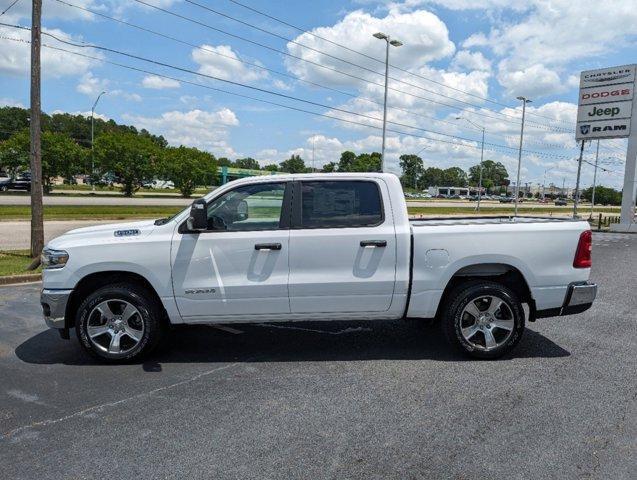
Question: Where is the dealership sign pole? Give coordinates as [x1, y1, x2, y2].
[577, 64, 637, 231]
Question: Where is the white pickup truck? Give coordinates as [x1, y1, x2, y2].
[40, 173, 596, 362]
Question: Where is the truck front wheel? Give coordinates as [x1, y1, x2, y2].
[442, 280, 525, 359]
[75, 283, 165, 362]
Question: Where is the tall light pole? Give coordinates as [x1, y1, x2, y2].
[373, 32, 402, 173]
[589, 139, 600, 219]
[456, 116, 485, 212]
[90, 91, 107, 191]
[514, 96, 532, 216]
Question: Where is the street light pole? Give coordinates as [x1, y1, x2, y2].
[590, 139, 600, 219]
[514, 96, 531, 216]
[456, 116, 485, 212]
[90, 91, 107, 192]
[373, 32, 402, 173]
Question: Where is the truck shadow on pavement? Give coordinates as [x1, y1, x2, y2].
[14, 320, 570, 367]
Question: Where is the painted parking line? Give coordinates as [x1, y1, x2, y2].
[213, 325, 244, 334]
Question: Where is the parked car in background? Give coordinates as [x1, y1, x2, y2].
[0, 172, 10, 191]
[555, 198, 568, 206]
[3, 172, 31, 192]
[142, 179, 175, 190]
[499, 196, 513, 203]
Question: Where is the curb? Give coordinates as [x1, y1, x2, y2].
[0, 274, 42, 286]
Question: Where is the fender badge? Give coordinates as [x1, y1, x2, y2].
[114, 229, 141, 237]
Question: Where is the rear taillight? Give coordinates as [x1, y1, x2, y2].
[573, 230, 592, 268]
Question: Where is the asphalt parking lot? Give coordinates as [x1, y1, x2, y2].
[0, 232, 635, 480]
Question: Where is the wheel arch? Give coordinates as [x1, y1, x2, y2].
[64, 271, 168, 330]
[435, 262, 533, 320]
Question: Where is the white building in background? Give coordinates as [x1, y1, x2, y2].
[427, 186, 485, 197]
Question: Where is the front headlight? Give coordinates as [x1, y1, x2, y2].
[41, 248, 69, 269]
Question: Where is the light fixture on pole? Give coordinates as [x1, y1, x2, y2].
[514, 96, 531, 216]
[90, 91, 107, 192]
[373, 32, 402, 173]
[456, 116, 485, 212]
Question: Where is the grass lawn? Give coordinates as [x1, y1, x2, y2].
[0, 250, 41, 277]
[0, 205, 183, 221]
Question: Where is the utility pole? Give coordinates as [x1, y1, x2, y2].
[29, 0, 44, 262]
[573, 140, 585, 218]
[590, 139, 600, 219]
[90, 91, 107, 191]
[373, 32, 402, 173]
[514, 96, 531, 216]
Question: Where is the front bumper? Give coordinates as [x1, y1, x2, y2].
[536, 281, 597, 318]
[41, 289, 73, 329]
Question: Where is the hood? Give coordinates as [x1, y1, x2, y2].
[46, 219, 159, 250]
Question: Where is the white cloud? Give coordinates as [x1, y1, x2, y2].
[0, 26, 100, 78]
[141, 75, 180, 89]
[192, 44, 268, 83]
[123, 108, 240, 157]
[451, 50, 491, 72]
[284, 7, 455, 88]
[51, 110, 110, 121]
[0, 98, 24, 108]
[76, 72, 109, 96]
[496, 62, 563, 99]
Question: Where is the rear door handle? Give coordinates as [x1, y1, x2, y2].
[255, 243, 282, 251]
[360, 240, 387, 248]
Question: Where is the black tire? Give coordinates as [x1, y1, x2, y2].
[441, 280, 525, 359]
[75, 283, 165, 363]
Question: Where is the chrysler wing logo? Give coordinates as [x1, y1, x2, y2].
[586, 73, 631, 83]
[580, 125, 590, 135]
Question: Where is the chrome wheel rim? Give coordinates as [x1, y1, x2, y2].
[86, 300, 144, 355]
[460, 295, 515, 351]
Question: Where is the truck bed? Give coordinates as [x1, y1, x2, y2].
[409, 216, 579, 227]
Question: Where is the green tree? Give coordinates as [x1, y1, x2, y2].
[162, 146, 216, 197]
[42, 131, 86, 188]
[0, 128, 29, 175]
[442, 166, 468, 187]
[399, 154, 424, 188]
[279, 154, 307, 173]
[262, 164, 279, 172]
[234, 157, 260, 170]
[0, 107, 32, 141]
[321, 161, 337, 172]
[217, 157, 232, 167]
[351, 152, 381, 172]
[337, 150, 357, 172]
[94, 131, 162, 196]
[468, 160, 509, 192]
[581, 185, 622, 206]
[0, 129, 86, 191]
[418, 167, 446, 188]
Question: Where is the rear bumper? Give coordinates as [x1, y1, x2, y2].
[536, 281, 597, 318]
[41, 288, 73, 329]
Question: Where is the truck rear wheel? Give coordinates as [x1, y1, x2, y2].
[442, 280, 525, 359]
[75, 283, 165, 362]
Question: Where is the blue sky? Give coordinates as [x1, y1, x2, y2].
[1, 0, 636, 189]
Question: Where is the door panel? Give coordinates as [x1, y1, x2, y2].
[288, 180, 397, 314]
[171, 181, 291, 319]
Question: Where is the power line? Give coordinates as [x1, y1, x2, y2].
[131, 0, 572, 134]
[0, 0, 21, 16]
[0, 33, 577, 161]
[222, 0, 575, 128]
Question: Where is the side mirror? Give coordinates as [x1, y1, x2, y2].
[187, 198, 207, 231]
[236, 200, 249, 221]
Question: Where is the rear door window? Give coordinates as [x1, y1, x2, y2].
[299, 181, 383, 228]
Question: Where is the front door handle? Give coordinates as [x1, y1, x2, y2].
[360, 240, 387, 248]
[255, 243, 282, 251]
